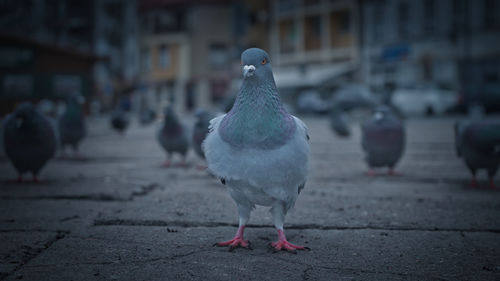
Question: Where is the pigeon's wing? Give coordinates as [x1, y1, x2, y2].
[292, 115, 309, 141]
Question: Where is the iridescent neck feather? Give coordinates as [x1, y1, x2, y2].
[219, 75, 296, 149]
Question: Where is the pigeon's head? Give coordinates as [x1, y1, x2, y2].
[373, 106, 395, 122]
[240, 48, 272, 81]
[163, 105, 178, 123]
[14, 102, 37, 128]
[194, 108, 211, 121]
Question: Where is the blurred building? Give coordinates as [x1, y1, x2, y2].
[360, 0, 500, 102]
[138, 0, 234, 114]
[0, 33, 100, 116]
[0, 0, 139, 112]
[268, 0, 361, 92]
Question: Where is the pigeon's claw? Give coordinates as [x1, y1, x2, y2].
[215, 237, 251, 250]
[270, 240, 308, 253]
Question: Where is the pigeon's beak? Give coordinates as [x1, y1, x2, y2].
[243, 65, 255, 78]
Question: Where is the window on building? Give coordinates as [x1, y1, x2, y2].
[141, 49, 151, 73]
[423, 0, 434, 35]
[209, 44, 228, 67]
[398, 2, 409, 39]
[279, 19, 297, 54]
[158, 45, 170, 70]
[304, 0, 320, 7]
[277, 0, 298, 15]
[304, 15, 322, 51]
[372, 3, 384, 43]
[330, 10, 352, 47]
[483, 0, 499, 30]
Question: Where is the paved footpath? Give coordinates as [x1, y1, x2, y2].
[0, 116, 499, 281]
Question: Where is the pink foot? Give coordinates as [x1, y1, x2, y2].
[388, 169, 397, 176]
[196, 164, 207, 171]
[489, 179, 496, 189]
[365, 170, 376, 177]
[271, 229, 309, 253]
[470, 179, 479, 188]
[214, 226, 251, 251]
[162, 161, 171, 168]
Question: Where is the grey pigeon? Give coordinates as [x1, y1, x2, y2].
[3, 103, 57, 182]
[110, 108, 129, 134]
[58, 95, 86, 156]
[192, 109, 214, 160]
[455, 119, 500, 188]
[203, 48, 310, 252]
[330, 106, 350, 137]
[157, 105, 189, 167]
[361, 106, 405, 175]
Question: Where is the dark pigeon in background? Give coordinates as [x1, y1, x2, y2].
[157, 105, 189, 167]
[455, 119, 500, 188]
[192, 108, 214, 160]
[110, 108, 130, 134]
[361, 106, 405, 176]
[2, 103, 57, 182]
[329, 106, 351, 137]
[58, 94, 86, 156]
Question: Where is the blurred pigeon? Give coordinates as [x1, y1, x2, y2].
[296, 90, 329, 114]
[110, 109, 129, 134]
[203, 48, 310, 252]
[3, 103, 57, 182]
[329, 106, 350, 137]
[192, 109, 214, 160]
[331, 84, 376, 111]
[139, 108, 156, 125]
[455, 119, 500, 188]
[361, 106, 405, 175]
[157, 105, 189, 167]
[58, 95, 86, 156]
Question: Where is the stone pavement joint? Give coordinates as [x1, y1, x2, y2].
[93, 219, 500, 233]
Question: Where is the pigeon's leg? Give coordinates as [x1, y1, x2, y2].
[365, 169, 376, 177]
[488, 168, 497, 189]
[388, 167, 397, 176]
[270, 203, 308, 252]
[32, 174, 40, 183]
[215, 205, 251, 250]
[178, 155, 188, 168]
[163, 153, 171, 168]
[16, 175, 23, 183]
[470, 170, 479, 188]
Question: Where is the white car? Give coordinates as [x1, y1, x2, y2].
[391, 84, 458, 116]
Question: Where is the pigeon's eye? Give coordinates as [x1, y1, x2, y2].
[261, 58, 267, 65]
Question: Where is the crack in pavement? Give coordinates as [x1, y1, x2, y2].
[1, 231, 67, 281]
[22, 249, 211, 269]
[0, 182, 162, 202]
[93, 219, 500, 234]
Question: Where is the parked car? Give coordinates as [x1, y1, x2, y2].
[391, 83, 459, 116]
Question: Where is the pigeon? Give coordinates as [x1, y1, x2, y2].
[110, 108, 130, 134]
[329, 106, 350, 137]
[455, 119, 500, 188]
[2, 103, 57, 182]
[361, 106, 405, 176]
[203, 48, 310, 252]
[192, 109, 214, 160]
[157, 105, 189, 167]
[58, 94, 86, 156]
